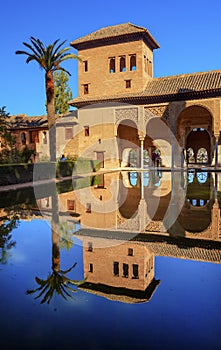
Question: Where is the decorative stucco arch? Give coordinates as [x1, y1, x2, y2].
[176, 105, 215, 165]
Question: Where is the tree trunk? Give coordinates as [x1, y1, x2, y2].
[51, 186, 60, 273]
[45, 71, 56, 162]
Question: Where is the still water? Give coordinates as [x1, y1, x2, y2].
[1, 170, 221, 350]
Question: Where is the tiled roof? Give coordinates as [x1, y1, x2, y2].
[9, 115, 48, 129]
[144, 70, 221, 96]
[9, 112, 77, 129]
[69, 70, 221, 107]
[70, 22, 159, 49]
[79, 279, 160, 304]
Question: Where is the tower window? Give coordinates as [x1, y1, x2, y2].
[132, 264, 139, 279]
[88, 242, 93, 252]
[128, 248, 133, 256]
[144, 56, 148, 73]
[109, 57, 115, 73]
[125, 80, 131, 88]
[113, 262, 119, 276]
[123, 263, 129, 278]
[89, 263, 93, 273]
[83, 84, 89, 94]
[120, 56, 126, 72]
[83, 60, 88, 72]
[147, 59, 152, 76]
[130, 54, 136, 71]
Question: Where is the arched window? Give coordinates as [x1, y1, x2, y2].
[21, 132, 26, 145]
[109, 58, 115, 73]
[130, 55, 136, 71]
[200, 199, 205, 206]
[197, 171, 208, 183]
[187, 171, 194, 184]
[192, 199, 197, 206]
[120, 56, 126, 72]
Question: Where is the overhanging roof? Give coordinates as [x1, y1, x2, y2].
[70, 22, 160, 50]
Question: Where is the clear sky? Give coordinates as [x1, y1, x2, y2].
[1, 0, 220, 116]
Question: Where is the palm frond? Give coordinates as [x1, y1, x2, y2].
[52, 39, 67, 56]
[30, 37, 45, 56]
[22, 41, 41, 58]
[15, 50, 30, 56]
[26, 55, 38, 64]
[60, 262, 77, 274]
[60, 53, 82, 62]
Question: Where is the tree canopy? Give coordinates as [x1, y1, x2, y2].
[54, 71, 73, 114]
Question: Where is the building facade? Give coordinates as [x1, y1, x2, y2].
[7, 111, 77, 162]
[66, 23, 221, 169]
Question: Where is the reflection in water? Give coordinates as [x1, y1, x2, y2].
[78, 237, 160, 303]
[0, 210, 18, 264]
[26, 261, 81, 304]
[26, 186, 84, 304]
[0, 170, 221, 298]
[0, 171, 221, 349]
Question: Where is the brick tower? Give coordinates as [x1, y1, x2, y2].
[70, 23, 160, 99]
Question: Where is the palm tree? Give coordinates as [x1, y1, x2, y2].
[15, 37, 81, 161]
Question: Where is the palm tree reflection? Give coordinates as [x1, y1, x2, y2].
[0, 210, 19, 264]
[26, 262, 83, 304]
[27, 189, 84, 304]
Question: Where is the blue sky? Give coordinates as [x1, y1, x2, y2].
[1, 0, 220, 116]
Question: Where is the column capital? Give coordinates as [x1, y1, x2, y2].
[138, 132, 145, 141]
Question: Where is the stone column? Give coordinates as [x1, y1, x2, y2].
[171, 134, 175, 170]
[140, 137, 144, 169]
[214, 135, 219, 169]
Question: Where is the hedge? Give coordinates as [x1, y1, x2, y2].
[0, 158, 101, 186]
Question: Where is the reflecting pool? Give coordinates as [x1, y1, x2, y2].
[0, 170, 221, 349]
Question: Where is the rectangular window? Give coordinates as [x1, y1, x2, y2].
[84, 125, 89, 136]
[132, 264, 139, 279]
[89, 263, 93, 273]
[125, 80, 131, 88]
[86, 203, 91, 213]
[122, 263, 129, 278]
[113, 262, 119, 276]
[65, 127, 73, 140]
[83, 60, 88, 72]
[128, 248, 133, 256]
[83, 84, 89, 94]
[88, 242, 93, 252]
[67, 199, 75, 211]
